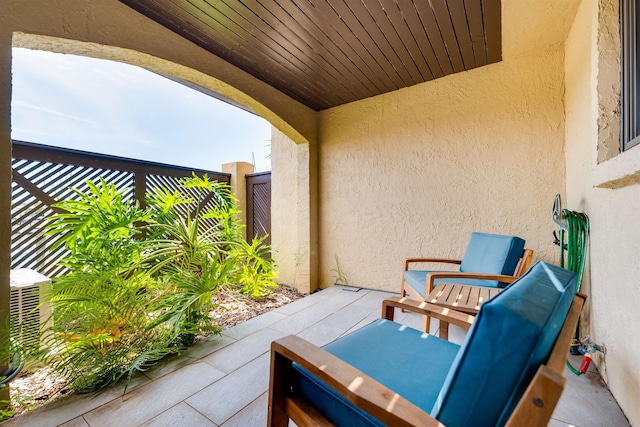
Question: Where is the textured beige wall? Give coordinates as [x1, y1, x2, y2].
[317, 48, 566, 290]
[565, 1, 639, 423]
[271, 128, 318, 293]
[271, 129, 299, 288]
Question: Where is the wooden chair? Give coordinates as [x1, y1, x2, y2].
[269, 262, 583, 427]
[402, 232, 534, 331]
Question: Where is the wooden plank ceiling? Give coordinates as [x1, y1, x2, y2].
[119, 0, 502, 111]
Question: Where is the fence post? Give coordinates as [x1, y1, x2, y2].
[0, 31, 12, 402]
[222, 162, 255, 240]
[134, 171, 147, 210]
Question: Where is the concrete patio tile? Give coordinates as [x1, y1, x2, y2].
[340, 315, 378, 337]
[307, 285, 346, 298]
[272, 297, 318, 316]
[203, 327, 286, 373]
[547, 420, 573, 427]
[551, 355, 630, 426]
[220, 392, 267, 427]
[182, 333, 238, 360]
[270, 288, 371, 335]
[3, 373, 151, 427]
[142, 352, 199, 382]
[350, 289, 395, 308]
[186, 353, 270, 425]
[57, 417, 90, 427]
[389, 307, 413, 324]
[144, 335, 236, 381]
[273, 284, 348, 316]
[222, 310, 288, 340]
[140, 402, 217, 427]
[445, 324, 467, 345]
[83, 361, 225, 427]
[297, 304, 373, 347]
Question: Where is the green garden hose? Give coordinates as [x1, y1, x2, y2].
[557, 208, 590, 374]
[559, 209, 589, 292]
[566, 360, 583, 376]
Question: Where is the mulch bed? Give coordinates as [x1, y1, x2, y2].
[8, 284, 304, 416]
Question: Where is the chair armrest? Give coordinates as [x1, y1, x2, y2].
[270, 335, 445, 427]
[514, 248, 534, 277]
[404, 257, 461, 271]
[381, 296, 474, 330]
[505, 365, 566, 427]
[426, 271, 518, 283]
[424, 271, 518, 295]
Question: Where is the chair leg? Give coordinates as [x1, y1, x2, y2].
[268, 350, 291, 427]
[438, 321, 449, 340]
[422, 312, 431, 334]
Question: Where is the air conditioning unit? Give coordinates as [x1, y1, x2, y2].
[10, 269, 52, 350]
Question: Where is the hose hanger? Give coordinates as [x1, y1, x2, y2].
[551, 194, 589, 291]
[552, 194, 567, 230]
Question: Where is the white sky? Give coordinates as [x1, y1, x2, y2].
[10, 48, 272, 172]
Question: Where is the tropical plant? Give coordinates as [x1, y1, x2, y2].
[0, 384, 15, 422]
[233, 236, 277, 297]
[39, 174, 276, 393]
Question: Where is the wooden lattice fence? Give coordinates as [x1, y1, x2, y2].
[11, 140, 230, 278]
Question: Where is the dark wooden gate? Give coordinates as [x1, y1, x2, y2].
[246, 172, 271, 250]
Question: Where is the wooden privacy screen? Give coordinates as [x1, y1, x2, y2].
[11, 140, 230, 278]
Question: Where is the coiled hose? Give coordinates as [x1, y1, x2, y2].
[558, 209, 590, 375]
[559, 210, 589, 292]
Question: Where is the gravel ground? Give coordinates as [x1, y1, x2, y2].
[8, 284, 304, 416]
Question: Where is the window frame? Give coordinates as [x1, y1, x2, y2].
[621, 0, 640, 151]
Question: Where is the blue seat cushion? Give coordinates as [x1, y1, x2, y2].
[431, 262, 576, 427]
[459, 232, 525, 276]
[293, 318, 461, 427]
[404, 270, 499, 298]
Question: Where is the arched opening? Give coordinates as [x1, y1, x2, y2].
[12, 32, 315, 147]
[5, 33, 316, 290]
[0, 6, 320, 377]
[11, 47, 272, 172]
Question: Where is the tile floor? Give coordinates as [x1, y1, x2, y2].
[4, 286, 630, 427]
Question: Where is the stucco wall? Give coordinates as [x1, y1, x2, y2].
[271, 129, 299, 288]
[271, 128, 319, 293]
[316, 48, 566, 290]
[565, 0, 639, 423]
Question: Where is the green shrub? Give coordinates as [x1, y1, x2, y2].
[40, 174, 276, 393]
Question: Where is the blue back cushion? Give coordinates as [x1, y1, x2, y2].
[460, 232, 525, 276]
[431, 262, 576, 427]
